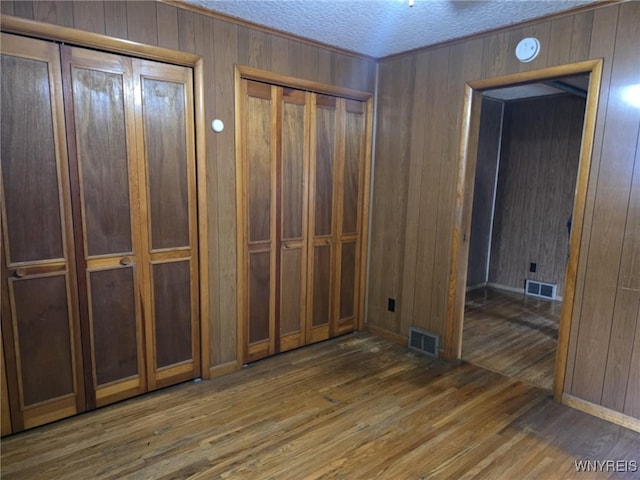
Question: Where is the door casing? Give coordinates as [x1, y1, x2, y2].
[444, 59, 604, 402]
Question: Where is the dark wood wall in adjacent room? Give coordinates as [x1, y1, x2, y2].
[467, 98, 503, 288]
[488, 94, 585, 296]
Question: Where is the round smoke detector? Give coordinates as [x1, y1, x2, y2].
[515, 37, 541, 63]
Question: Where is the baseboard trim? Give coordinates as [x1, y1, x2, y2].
[209, 360, 240, 378]
[366, 324, 406, 346]
[562, 393, 640, 433]
[486, 282, 525, 295]
[466, 282, 487, 292]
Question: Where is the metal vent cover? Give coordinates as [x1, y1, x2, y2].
[525, 279, 557, 300]
[408, 327, 440, 358]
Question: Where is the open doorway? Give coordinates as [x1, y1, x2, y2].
[445, 60, 604, 402]
[462, 78, 587, 392]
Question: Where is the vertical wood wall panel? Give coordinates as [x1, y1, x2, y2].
[1, 1, 15, 16]
[569, 2, 640, 405]
[398, 53, 426, 337]
[563, 4, 617, 392]
[467, 99, 502, 287]
[370, 1, 640, 420]
[126, 1, 157, 46]
[212, 18, 239, 366]
[33, 2, 74, 28]
[488, 95, 584, 295]
[177, 7, 195, 53]
[72, 2, 105, 35]
[12, 1, 33, 20]
[414, 48, 450, 335]
[368, 55, 416, 335]
[156, 2, 179, 50]
[569, 11, 594, 61]
[104, 1, 128, 40]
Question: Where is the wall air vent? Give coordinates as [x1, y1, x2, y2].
[525, 279, 557, 300]
[408, 327, 439, 358]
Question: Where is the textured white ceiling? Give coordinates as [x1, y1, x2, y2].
[182, 0, 597, 58]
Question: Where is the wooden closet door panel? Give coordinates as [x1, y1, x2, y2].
[1, 34, 85, 431]
[152, 261, 193, 367]
[307, 95, 337, 343]
[337, 241, 357, 334]
[134, 59, 199, 388]
[342, 101, 366, 236]
[63, 46, 145, 407]
[335, 100, 366, 335]
[12, 276, 75, 406]
[88, 268, 139, 386]
[279, 90, 309, 352]
[242, 80, 277, 363]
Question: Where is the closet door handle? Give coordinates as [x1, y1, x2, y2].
[120, 257, 133, 266]
[14, 267, 27, 278]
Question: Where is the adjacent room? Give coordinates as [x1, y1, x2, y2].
[1, 0, 639, 478]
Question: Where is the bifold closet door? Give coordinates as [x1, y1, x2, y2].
[133, 58, 200, 389]
[241, 80, 277, 362]
[278, 88, 310, 353]
[334, 99, 366, 335]
[1, 34, 86, 430]
[63, 47, 200, 395]
[240, 81, 310, 362]
[307, 96, 367, 342]
[61, 45, 146, 407]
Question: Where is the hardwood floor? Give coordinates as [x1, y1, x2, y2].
[1, 332, 638, 479]
[463, 287, 560, 391]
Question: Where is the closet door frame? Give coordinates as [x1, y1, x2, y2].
[0, 16, 212, 379]
[235, 65, 373, 364]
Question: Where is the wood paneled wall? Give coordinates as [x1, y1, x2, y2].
[0, 0, 376, 373]
[369, 1, 640, 419]
[488, 95, 585, 296]
[467, 98, 502, 288]
[2, 0, 638, 422]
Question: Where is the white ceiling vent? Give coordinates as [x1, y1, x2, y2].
[525, 279, 557, 300]
[409, 327, 439, 358]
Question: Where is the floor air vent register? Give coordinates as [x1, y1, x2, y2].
[408, 327, 440, 358]
[525, 279, 557, 300]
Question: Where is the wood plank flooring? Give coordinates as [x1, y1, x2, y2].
[463, 287, 560, 391]
[1, 332, 638, 479]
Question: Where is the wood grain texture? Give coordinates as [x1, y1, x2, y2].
[1, 338, 11, 436]
[488, 95, 585, 296]
[568, 1, 640, 406]
[2, 1, 375, 374]
[467, 98, 502, 287]
[562, 3, 618, 397]
[72, 1, 105, 35]
[463, 287, 560, 391]
[1, 33, 85, 431]
[1, 333, 639, 478]
[5, 0, 633, 425]
[369, 55, 416, 335]
[368, 2, 640, 420]
[33, 1, 74, 27]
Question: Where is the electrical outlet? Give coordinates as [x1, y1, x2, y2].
[388, 298, 396, 312]
[530, 262, 537, 273]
